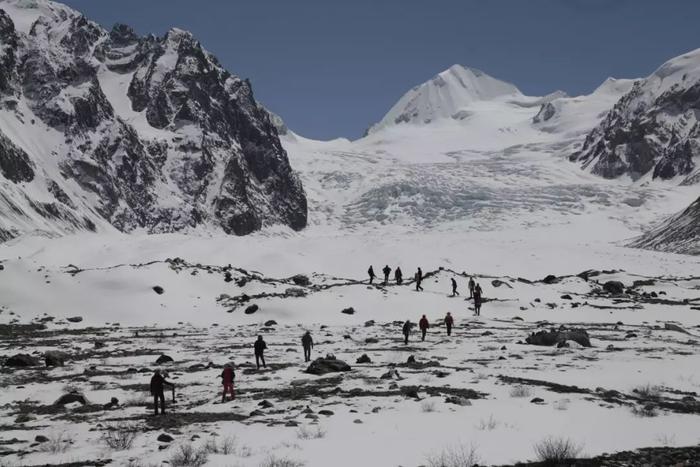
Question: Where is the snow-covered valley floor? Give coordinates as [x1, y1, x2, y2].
[0, 230, 699, 466]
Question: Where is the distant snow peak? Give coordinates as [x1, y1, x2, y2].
[367, 64, 522, 134]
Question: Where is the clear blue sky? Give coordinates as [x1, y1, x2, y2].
[62, 0, 700, 140]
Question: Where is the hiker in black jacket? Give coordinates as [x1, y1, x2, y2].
[402, 320, 412, 344]
[368, 266, 376, 284]
[415, 267, 424, 291]
[451, 277, 459, 297]
[150, 370, 174, 415]
[302, 331, 314, 362]
[382, 265, 391, 285]
[394, 267, 403, 285]
[254, 335, 267, 369]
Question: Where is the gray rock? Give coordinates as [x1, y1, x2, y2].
[157, 433, 174, 443]
[44, 351, 69, 367]
[152, 286, 164, 295]
[4, 354, 40, 367]
[603, 281, 625, 295]
[244, 304, 259, 314]
[291, 274, 310, 286]
[306, 357, 351, 376]
[155, 354, 173, 364]
[66, 316, 83, 323]
[356, 354, 372, 364]
[55, 392, 88, 405]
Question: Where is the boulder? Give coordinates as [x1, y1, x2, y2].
[491, 279, 512, 288]
[66, 316, 83, 323]
[341, 307, 355, 315]
[365, 337, 379, 344]
[264, 320, 277, 326]
[157, 433, 174, 443]
[445, 396, 472, 406]
[44, 351, 68, 367]
[603, 281, 625, 295]
[526, 328, 591, 347]
[560, 294, 572, 300]
[542, 275, 559, 284]
[54, 392, 88, 405]
[380, 368, 401, 380]
[665, 323, 689, 334]
[4, 354, 40, 367]
[258, 400, 274, 409]
[103, 397, 119, 409]
[291, 274, 311, 286]
[306, 357, 351, 375]
[244, 304, 259, 314]
[155, 354, 173, 364]
[35, 435, 49, 443]
[152, 286, 164, 295]
[224, 272, 233, 283]
[356, 354, 372, 364]
[285, 287, 307, 298]
[364, 320, 375, 327]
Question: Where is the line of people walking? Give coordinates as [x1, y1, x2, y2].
[368, 265, 424, 290]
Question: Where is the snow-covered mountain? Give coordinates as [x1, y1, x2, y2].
[366, 65, 524, 134]
[0, 0, 307, 241]
[629, 195, 700, 255]
[573, 48, 700, 184]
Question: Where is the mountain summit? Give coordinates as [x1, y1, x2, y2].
[367, 65, 522, 134]
[0, 0, 307, 241]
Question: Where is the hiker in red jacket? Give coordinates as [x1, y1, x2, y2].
[444, 312, 454, 336]
[221, 364, 235, 402]
[419, 315, 429, 341]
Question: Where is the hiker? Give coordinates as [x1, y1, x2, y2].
[402, 320, 412, 344]
[150, 369, 174, 415]
[415, 267, 424, 291]
[395, 267, 403, 285]
[451, 277, 459, 297]
[368, 266, 376, 285]
[221, 364, 235, 402]
[382, 265, 391, 285]
[302, 331, 314, 362]
[474, 282, 483, 298]
[254, 335, 267, 369]
[468, 277, 475, 298]
[474, 292, 482, 316]
[419, 314, 429, 341]
[444, 312, 454, 336]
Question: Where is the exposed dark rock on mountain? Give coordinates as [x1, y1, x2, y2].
[572, 50, 700, 184]
[0, 0, 306, 240]
[629, 196, 700, 255]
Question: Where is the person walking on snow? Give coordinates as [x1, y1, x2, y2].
[382, 265, 391, 285]
[394, 267, 403, 285]
[444, 312, 454, 336]
[468, 277, 476, 299]
[419, 314, 429, 341]
[368, 266, 376, 285]
[254, 335, 267, 369]
[402, 320, 412, 345]
[150, 369, 174, 415]
[451, 277, 459, 297]
[220, 364, 235, 402]
[301, 331, 314, 362]
[474, 292, 482, 316]
[474, 282, 483, 299]
[415, 267, 424, 291]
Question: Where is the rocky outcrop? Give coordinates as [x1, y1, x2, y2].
[572, 49, 700, 184]
[0, 0, 307, 240]
[629, 196, 700, 255]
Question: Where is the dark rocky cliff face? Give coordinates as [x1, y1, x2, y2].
[572, 57, 700, 185]
[0, 1, 306, 240]
[629, 196, 700, 256]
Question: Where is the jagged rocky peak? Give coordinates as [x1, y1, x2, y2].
[572, 48, 700, 184]
[367, 64, 522, 133]
[0, 0, 307, 240]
